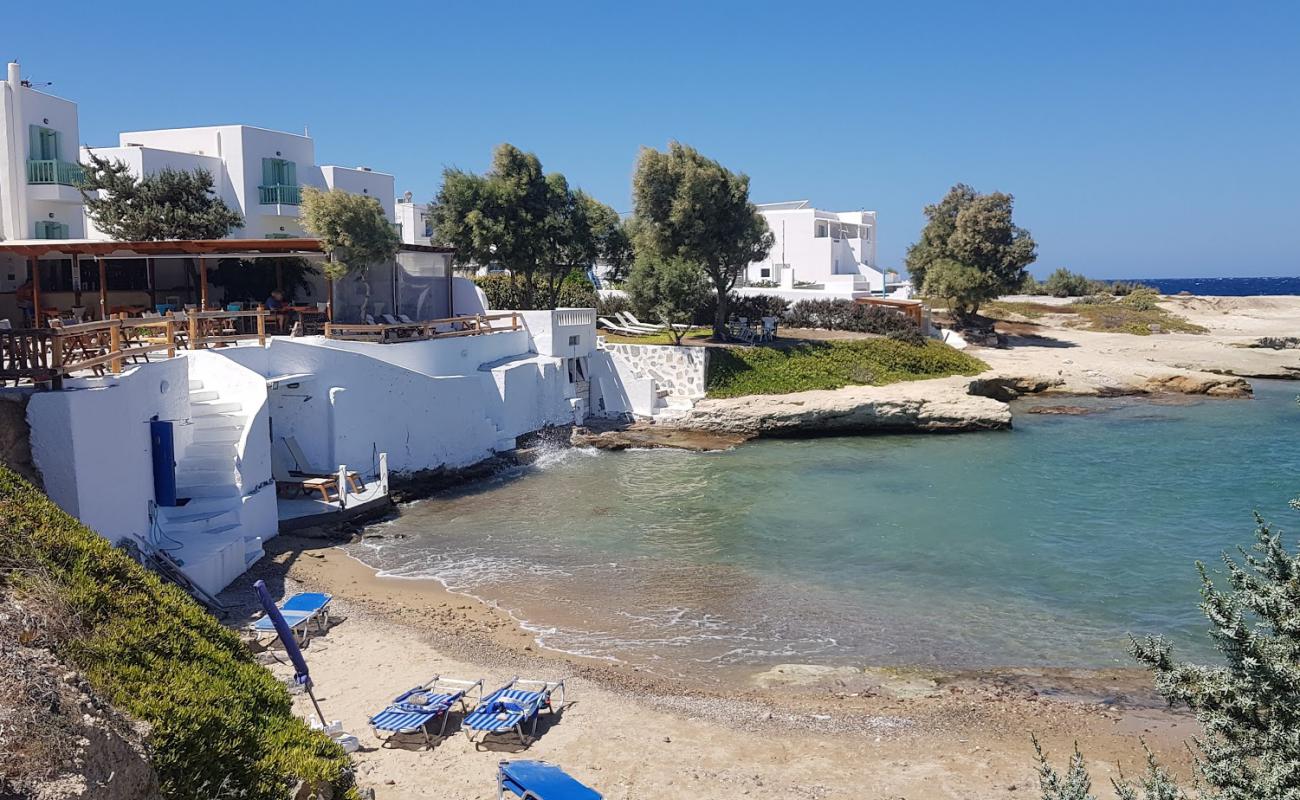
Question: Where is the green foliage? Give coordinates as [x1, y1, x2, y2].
[1043, 268, 1103, 298]
[706, 339, 987, 398]
[586, 200, 634, 283]
[691, 293, 789, 328]
[299, 187, 400, 280]
[0, 468, 355, 800]
[474, 270, 597, 311]
[596, 292, 632, 318]
[80, 153, 243, 240]
[1038, 502, 1300, 800]
[783, 299, 926, 343]
[906, 183, 1037, 315]
[632, 142, 773, 335]
[430, 144, 618, 308]
[625, 256, 712, 343]
[921, 258, 998, 317]
[1120, 287, 1162, 311]
[209, 257, 320, 303]
[1069, 298, 1206, 335]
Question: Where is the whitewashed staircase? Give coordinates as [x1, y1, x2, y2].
[152, 377, 265, 596]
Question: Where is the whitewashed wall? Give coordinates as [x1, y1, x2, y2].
[600, 343, 708, 399]
[25, 359, 190, 544]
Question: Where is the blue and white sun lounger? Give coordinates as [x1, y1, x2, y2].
[464, 678, 567, 747]
[497, 760, 601, 800]
[369, 675, 484, 746]
[249, 592, 332, 645]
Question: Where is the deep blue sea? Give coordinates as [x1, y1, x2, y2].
[351, 382, 1300, 673]
[1122, 276, 1300, 296]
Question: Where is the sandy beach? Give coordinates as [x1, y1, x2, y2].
[223, 537, 1198, 800]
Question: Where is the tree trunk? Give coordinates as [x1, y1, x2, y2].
[713, 286, 729, 340]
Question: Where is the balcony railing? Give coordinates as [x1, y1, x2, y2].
[259, 184, 301, 205]
[27, 159, 85, 186]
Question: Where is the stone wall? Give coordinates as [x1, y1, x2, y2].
[600, 342, 708, 399]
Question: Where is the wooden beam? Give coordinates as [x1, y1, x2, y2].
[29, 256, 41, 328]
[326, 277, 334, 322]
[199, 257, 208, 309]
[97, 257, 109, 320]
[146, 257, 157, 309]
[71, 256, 82, 308]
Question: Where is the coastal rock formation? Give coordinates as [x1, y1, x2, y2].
[1141, 373, 1252, 397]
[679, 376, 1012, 436]
[570, 424, 749, 451]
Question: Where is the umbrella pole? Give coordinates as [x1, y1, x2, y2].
[304, 682, 327, 728]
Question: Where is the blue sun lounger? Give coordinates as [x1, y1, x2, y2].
[369, 675, 484, 746]
[249, 592, 332, 645]
[497, 760, 601, 800]
[463, 678, 567, 747]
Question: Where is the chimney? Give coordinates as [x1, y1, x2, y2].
[7, 61, 20, 89]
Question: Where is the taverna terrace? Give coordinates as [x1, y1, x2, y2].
[0, 235, 697, 602]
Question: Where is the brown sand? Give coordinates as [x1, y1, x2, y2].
[226, 537, 1200, 800]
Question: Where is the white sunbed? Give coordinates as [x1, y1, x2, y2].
[621, 311, 692, 332]
[597, 317, 651, 336]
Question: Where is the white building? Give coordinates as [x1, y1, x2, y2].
[395, 192, 433, 246]
[84, 125, 395, 240]
[745, 200, 887, 295]
[0, 61, 87, 249]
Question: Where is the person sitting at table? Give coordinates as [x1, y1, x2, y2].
[14, 278, 34, 326]
[265, 289, 287, 310]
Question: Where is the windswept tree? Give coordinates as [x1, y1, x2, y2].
[626, 255, 711, 344]
[1036, 496, 1300, 800]
[585, 199, 634, 283]
[300, 187, 400, 319]
[906, 183, 1036, 319]
[79, 152, 243, 240]
[631, 142, 773, 337]
[428, 143, 618, 309]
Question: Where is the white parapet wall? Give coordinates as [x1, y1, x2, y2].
[25, 359, 190, 545]
[599, 342, 708, 399]
[590, 341, 709, 419]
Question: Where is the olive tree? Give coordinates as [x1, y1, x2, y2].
[300, 187, 400, 320]
[80, 152, 243, 241]
[625, 256, 710, 344]
[906, 183, 1036, 319]
[631, 142, 772, 337]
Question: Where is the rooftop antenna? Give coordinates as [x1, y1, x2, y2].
[303, 124, 310, 137]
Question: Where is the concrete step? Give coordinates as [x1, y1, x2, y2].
[157, 508, 240, 533]
[189, 379, 203, 391]
[175, 483, 239, 499]
[193, 428, 242, 444]
[191, 401, 242, 417]
[191, 415, 247, 431]
[185, 441, 238, 456]
[189, 389, 219, 402]
[177, 456, 235, 473]
[174, 469, 236, 486]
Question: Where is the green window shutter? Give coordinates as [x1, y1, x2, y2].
[29, 125, 41, 159]
[262, 158, 275, 185]
[57, 223, 69, 239]
[51, 130, 62, 160]
[284, 160, 296, 186]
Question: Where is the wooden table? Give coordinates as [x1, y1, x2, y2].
[286, 306, 326, 334]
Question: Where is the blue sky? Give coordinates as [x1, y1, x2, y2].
[6, 1, 1298, 277]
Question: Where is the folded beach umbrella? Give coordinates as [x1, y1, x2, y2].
[254, 579, 326, 726]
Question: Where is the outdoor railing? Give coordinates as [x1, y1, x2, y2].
[27, 159, 85, 186]
[324, 312, 522, 344]
[0, 309, 269, 389]
[258, 184, 301, 205]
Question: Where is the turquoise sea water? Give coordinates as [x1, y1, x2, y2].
[350, 381, 1299, 672]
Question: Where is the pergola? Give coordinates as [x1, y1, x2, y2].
[0, 238, 455, 327]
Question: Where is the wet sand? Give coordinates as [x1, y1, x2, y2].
[224, 535, 1199, 799]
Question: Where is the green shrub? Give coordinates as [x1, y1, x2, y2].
[784, 299, 925, 343]
[706, 339, 987, 398]
[1119, 286, 1161, 311]
[596, 292, 631, 318]
[0, 468, 356, 800]
[1042, 268, 1102, 298]
[689, 293, 789, 327]
[473, 270, 597, 310]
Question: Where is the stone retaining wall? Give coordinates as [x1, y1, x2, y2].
[600, 342, 708, 399]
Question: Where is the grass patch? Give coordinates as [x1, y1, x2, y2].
[983, 300, 1079, 320]
[1069, 304, 1207, 335]
[706, 339, 988, 398]
[0, 467, 356, 800]
[600, 328, 713, 345]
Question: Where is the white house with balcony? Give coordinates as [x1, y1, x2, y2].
[744, 201, 893, 297]
[0, 61, 87, 252]
[83, 125, 395, 240]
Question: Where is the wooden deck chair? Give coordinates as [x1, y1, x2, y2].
[272, 446, 340, 501]
[282, 437, 364, 493]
